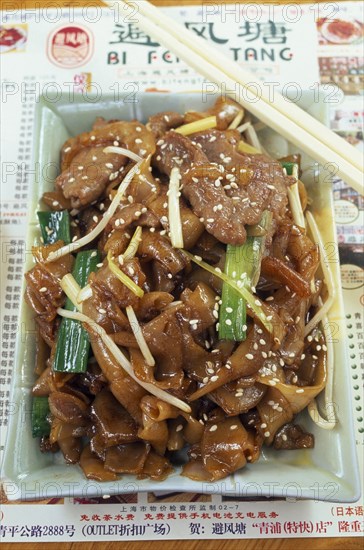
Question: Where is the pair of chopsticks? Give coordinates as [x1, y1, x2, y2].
[108, 0, 363, 194]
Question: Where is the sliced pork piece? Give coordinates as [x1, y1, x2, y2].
[153, 130, 208, 175]
[147, 111, 185, 138]
[55, 147, 128, 209]
[61, 121, 156, 170]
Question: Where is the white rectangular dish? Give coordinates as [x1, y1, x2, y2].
[2, 91, 360, 502]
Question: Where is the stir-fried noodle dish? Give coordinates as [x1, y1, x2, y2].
[26, 98, 335, 482]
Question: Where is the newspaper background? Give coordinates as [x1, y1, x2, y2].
[0, 1, 363, 542]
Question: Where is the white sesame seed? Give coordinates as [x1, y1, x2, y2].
[90, 251, 97, 258]
[230, 425, 238, 430]
[282, 434, 288, 441]
[39, 287, 47, 293]
[225, 319, 232, 326]
[210, 375, 219, 382]
[264, 431, 271, 437]
[92, 216, 98, 223]
[245, 353, 254, 360]
[209, 425, 218, 432]
[72, 236, 78, 242]
[99, 308, 106, 314]
[269, 380, 277, 386]
[296, 389, 304, 393]
[259, 339, 266, 345]
[176, 424, 183, 432]
[203, 377, 209, 384]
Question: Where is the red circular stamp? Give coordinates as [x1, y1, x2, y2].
[47, 25, 94, 69]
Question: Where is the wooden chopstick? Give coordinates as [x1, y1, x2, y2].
[111, 0, 363, 193]
[128, 0, 363, 175]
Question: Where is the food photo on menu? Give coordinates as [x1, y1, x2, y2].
[0, 0, 363, 544]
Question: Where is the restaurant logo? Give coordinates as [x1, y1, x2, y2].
[47, 25, 93, 68]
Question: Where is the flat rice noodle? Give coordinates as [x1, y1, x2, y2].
[80, 444, 118, 481]
[189, 325, 271, 401]
[128, 154, 161, 204]
[142, 308, 184, 387]
[49, 417, 87, 444]
[181, 283, 216, 332]
[104, 442, 150, 474]
[131, 347, 184, 390]
[91, 388, 139, 446]
[261, 256, 311, 298]
[139, 395, 204, 446]
[257, 344, 326, 417]
[110, 331, 138, 348]
[176, 312, 222, 382]
[167, 418, 185, 451]
[136, 291, 174, 321]
[139, 230, 188, 275]
[287, 228, 320, 282]
[148, 194, 205, 249]
[104, 228, 131, 258]
[139, 449, 174, 481]
[138, 403, 169, 456]
[48, 391, 89, 426]
[32, 242, 74, 278]
[84, 283, 129, 332]
[256, 387, 294, 445]
[35, 315, 59, 348]
[182, 458, 215, 482]
[277, 301, 306, 366]
[152, 261, 175, 292]
[85, 325, 147, 424]
[25, 264, 66, 322]
[210, 383, 266, 416]
[270, 221, 292, 262]
[32, 365, 73, 396]
[91, 259, 146, 309]
[58, 436, 82, 464]
[184, 97, 242, 130]
[34, 324, 51, 374]
[201, 416, 250, 481]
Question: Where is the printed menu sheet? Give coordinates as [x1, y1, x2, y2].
[0, 1, 363, 542]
